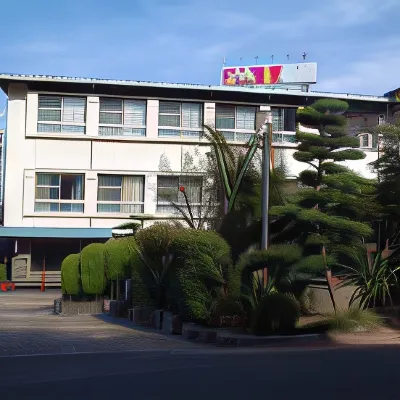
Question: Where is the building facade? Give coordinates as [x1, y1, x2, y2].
[0, 74, 394, 286]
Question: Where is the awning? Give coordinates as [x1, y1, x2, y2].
[0, 227, 112, 239]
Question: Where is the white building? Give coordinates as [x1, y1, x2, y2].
[0, 73, 394, 286]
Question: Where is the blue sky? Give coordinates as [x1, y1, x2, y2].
[0, 0, 399, 127]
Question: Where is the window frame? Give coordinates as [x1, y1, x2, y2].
[156, 175, 203, 214]
[98, 97, 147, 137]
[158, 101, 203, 138]
[359, 133, 371, 148]
[97, 174, 145, 214]
[37, 95, 87, 134]
[215, 104, 256, 142]
[271, 108, 285, 132]
[34, 173, 85, 213]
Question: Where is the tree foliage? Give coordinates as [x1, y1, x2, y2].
[80, 243, 107, 295]
[370, 122, 400, 250]
[0, 264, 6, 281]
[104, 237, 134, 280]
[271, 99, 377, 276]
[173, 229, 232, 320]
[61, 254, 81, 295]
[132, 223, 180, 309]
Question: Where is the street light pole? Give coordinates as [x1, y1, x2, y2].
[261, 113, 272, 250]
[260, 112, 273, 286]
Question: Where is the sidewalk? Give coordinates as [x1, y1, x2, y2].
[329, 327, 400, 346]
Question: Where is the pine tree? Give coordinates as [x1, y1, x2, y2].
[270, 99, 377, 309]
[370, 122, 400, 255]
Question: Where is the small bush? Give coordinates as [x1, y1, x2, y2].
[0, 264, 6, 281]
[81, 243, 106, 295]
[251, 293, 300, 336]
[104, 237, 134, 281]
[173, 229, 231, 321]
[327, 308, 383, 333]
[131, 247, 154, 307]
[61, 254, 81, 295]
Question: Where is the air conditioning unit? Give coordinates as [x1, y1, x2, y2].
[378, 114, 385, 125]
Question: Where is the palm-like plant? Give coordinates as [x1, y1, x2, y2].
[203, 125, 261, 214]
[339, 251, 400, 309]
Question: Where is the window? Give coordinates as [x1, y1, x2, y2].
[37, 96, 86, 134]
[359, 134, 370, 148]
[215, 105, 256, 141]
[97, 175, 144, 213]
[272, 108, 284, 132]
[156, 175, 202, 214]
[35, 173, 84, 212]
[272, 132, 296, 144]
[158, 101, 203, 138]
[99, 98, 146, 137]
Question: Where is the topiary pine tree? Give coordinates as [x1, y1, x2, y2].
[270, 99, 378, 310]
[369, 122, 400, 252]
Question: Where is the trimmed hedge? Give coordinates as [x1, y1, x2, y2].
[173, 230, 231, 321]
[81, 243, 106, 295]
[0, 264, 6, 281]
[104, 237, 134, 280]
[61, 254, 81, 295]
[251, 293, 300, 335]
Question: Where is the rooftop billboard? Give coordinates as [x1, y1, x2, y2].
[221, 62, 317, 86]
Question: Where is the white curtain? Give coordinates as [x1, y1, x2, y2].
[121, 176, 144, 213]
[36, 174, 59, 200]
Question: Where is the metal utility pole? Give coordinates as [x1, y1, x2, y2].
[261, 111, 273, 252]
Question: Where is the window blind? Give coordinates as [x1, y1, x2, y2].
[182, 103, 202, 128]
[216, 105, 235, 130]
[159, 102, 181, 127]
[37, 95, 86, 134]
[272, 108, 284, 132]
[62, 97, 86, 124]
[236, 106, 256, 130]
[124, 100, 146, 126]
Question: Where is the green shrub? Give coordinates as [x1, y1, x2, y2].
[61, 254, 81, 295]
[234, 244, 303, 295]
[251, 293, 300, 336]
[0, 264, 6, 281]
[173, 230, 231, 321]
[327, 308, 383, 333]
[104, 237, 134, 280]
[134, 223, 180, 309]
[81, 243, 106, 295]
[130, 246, 154, 306]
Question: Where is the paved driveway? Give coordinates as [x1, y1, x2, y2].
[0, 290, 196, 357]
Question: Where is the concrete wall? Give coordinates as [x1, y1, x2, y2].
[305, 284, 358, 315]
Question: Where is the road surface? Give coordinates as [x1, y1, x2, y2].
[0, 346, 399, 400]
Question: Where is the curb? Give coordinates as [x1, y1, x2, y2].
[182, 324, 328, 347]
[216, 333, 327, 347]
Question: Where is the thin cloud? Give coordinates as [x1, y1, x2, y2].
[316, 37, 400, 95]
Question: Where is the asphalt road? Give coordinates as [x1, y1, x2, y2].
[0, 346, 399, 400]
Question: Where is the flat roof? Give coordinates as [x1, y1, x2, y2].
[0, 73, 390, 101]
[0, 73, 391, 113]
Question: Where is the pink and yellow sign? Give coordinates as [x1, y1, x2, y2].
[221, 63, 318, 86]
[223, 66, 283, 86]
